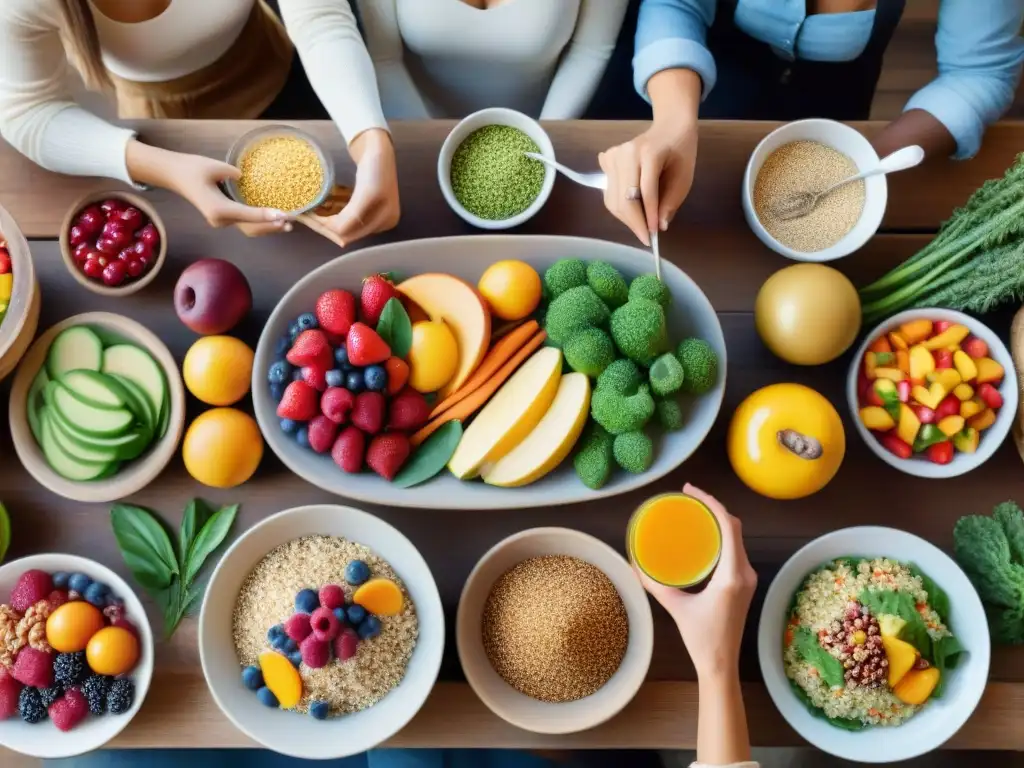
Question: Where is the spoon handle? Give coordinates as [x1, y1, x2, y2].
[827, 145, 925, 194]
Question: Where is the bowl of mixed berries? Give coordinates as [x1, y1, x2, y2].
[60, 192, 166, 296]
[0, 554, 153, 758]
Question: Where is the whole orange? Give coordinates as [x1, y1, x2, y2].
[46, 601, 105, 653]
[477, 260, 542, 321]
[86, 626, 140, 676]
[182, 408, 263, 488]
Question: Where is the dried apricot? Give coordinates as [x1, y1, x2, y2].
[352, 578, 403, 616]
[258, 651, 302, 709]
[86, 626, 139, 676]
[46, 601, 104, 653]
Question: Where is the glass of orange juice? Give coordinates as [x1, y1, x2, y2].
[627, 492, 722, 588]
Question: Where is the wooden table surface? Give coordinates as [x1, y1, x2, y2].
[1, 119, 1023, 752]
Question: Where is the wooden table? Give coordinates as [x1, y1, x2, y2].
[1, 120, 1023, 753]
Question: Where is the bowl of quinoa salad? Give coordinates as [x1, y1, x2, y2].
[199, 505, 443, 759]
[759, 526, 989, 763]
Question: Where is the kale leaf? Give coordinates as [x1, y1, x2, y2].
[793, 626, 845, 689]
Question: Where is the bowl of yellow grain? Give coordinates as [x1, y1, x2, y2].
[743, 119, 887, 263]
[225, 125, 335, 216]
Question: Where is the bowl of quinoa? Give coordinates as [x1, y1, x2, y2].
[759, 527, 989, 763]
[199, 505, 443, 759]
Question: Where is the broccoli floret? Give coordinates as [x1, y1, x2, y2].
[655, 398, 685, 431]
[610, 298, 668, 366]
[596, 358, 642, 395]
[649, 352, 685, 396]
[586, 261, 629, 309]
[573, 422, 614, 490]
[544, 259, 587, 298]
[591, 383, 655, 435]
[613, 430, 653, 474]
[564, 328, 616, 377]
[676, 338, 718, 395]
[544, 286, 610, 346]
[628, 274, 671, 307]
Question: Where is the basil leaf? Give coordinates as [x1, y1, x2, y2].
[793, 626, 845, 689]
[184, 504, 238, 586]
[932, 634, 967, 698]
[375, 298, 412, 359]
[110, 504, 177, 591]
[154, 581, 184, 639]
[179, 498, 213, 568]
[393, 421, 463, 488]
[909, 563, 951, 625]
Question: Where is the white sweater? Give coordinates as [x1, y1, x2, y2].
[0, 0, 388, 185]
[356, 0, 629, 120]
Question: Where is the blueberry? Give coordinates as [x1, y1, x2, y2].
[257, 686, 279, 708]
[274, 334, 291, 356]
[297, 312, 318, 332]
[333, 607, 348, 625]
[295, 588, 320, 614]
[268, 360, 292, 385]
[282, 637, 297, 653]
[345, 369, 365, 393]
[292, 368, 305, 382]
[309, 700, 329, 720]
[267, 624, 285, 644]
[345, 560, 371, 586]
[280, 418, 298, 434]
[270, 381, 286, 402]
[68, 573, 92, 593]
[346, 604, 367, 625]
[288, 650, 303, 668]
[363, 365, 387, 391]
[296, 428, 309, 448]
[84, 582, 109, 607]
[271, 633, 291, 652]
[357, 615, 382, 640]
[288, 321, 301, 342]
[334, 346, 352, 370]
[241, 665, 263, 690]
[325, 369, 345, 389]
[52, 571, 70, 590]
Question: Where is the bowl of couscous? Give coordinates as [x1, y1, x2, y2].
[758, 526, 989, 763]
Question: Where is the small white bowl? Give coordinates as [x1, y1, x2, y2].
[456, 527, 653, 734]
[743, 119, 886, 262]
[437, 107, 556, 230]
[847, 308, 1017, 479]
[199, 504, 444, 760]
[0, 203, 40, 381]
[758, 527, 989, 763]
[0, 553, 154, 759]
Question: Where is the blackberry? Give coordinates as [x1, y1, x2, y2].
[82, 675, 111, 715]
[107, 679, 134, 715]
[53, 652, 88, 687]
[18, 687, 46, 723]
[38, 685, 64, 708]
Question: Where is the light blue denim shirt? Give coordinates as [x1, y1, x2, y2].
[633, 0, 1024, 158]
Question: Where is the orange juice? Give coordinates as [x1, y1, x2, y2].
[627, 493, 721, 587]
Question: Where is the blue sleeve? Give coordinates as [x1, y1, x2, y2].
[632, 0, 718, 102]
[903, 0, 1024, 159]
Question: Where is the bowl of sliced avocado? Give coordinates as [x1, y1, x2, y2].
[8, 312, 185, 502]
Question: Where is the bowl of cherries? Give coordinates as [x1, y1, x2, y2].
[59, 192, 166, 296]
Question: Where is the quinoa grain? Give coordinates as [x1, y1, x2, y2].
[238, 136, 325, 212]
[450, 125, 545, 220]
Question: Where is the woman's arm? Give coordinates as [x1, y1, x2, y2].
[874, 0, 1024, 160]
[633, 0, 717, 104]
[357, 0, 430, 120]
[539, 0, 630, 120]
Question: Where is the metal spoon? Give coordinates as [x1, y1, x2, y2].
[524, 151, 660, 277]
[771, 144, 925, 221]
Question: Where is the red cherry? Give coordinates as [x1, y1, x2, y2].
[69, 225, 89, 247]
[72, 242, 92, 263]
[102, 260, 127, 287]
[117, 247, 134, 262]
[82, 258, 103, 279]
[117, 207, 144, 230]
[131, 239, 153, 259]
[137, 223, 160, 248]
[76, 205, 104, 235]
[126, 258, 144, 278]
[100, 198, 126, 216]
[95, 236, 119, 255]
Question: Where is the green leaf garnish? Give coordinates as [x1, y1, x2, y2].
[376, 298, 412, 359]
[393, 421, 463, 489]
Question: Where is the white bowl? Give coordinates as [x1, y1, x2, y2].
[0, 203, 41, 381]
[846, 308, 1017, 478]
[0, 554, 154, 759]
[456, 527, 653, 734]
[743, 119, 886, 262]
[199, 504, 444, 760]
[437, 107, 556, 230]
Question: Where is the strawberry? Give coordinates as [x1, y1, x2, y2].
[10, 570, 52, 612]
[300, 363, 329, 392]
[926, 441, 954, 465]
[332, 426, 366, 473]
[346, 323, 391, 366]
[932, 320, 953, 335]
[879, 433, 912, 459]
[351, 392, 386, 434]
[385, 357, 410, 395]
[366, 433, 411, 481]
[977, 382, 1004, 410]
[933, 348, 953, 370]
[49, 688, 89, 732]
[321, 387, 355, 424]
[388, 389, 431, 431]
[315, 289, 357, 336]
[307, 414, 339, 454]
[360, 274, 399, 326]
[0, 667, 22, 719]
[935, 394, 961, 421]
[963, 336, 989, 359]
[277, 381, 319, 421]
[287, 330, 331, 367]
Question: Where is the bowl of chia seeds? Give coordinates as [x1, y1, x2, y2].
[438, 108, 556, 230]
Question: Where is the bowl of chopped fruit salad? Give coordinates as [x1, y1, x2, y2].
[0, 204, 39, 381]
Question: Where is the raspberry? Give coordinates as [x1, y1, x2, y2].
[53, 652, 87, 688]
[318, 584, 345, 611]
[284, 613, 312, 643]
[18, 687, 45, 723]
[82, 675, 110, 715]
[10, 570, 53, 613]
[11, 647, 53, 688]
[107, 678, 134, 715]
[299, 635, 330, 669]
[333, 628, 359, 662]
[309, 607, 341, 643]
[50, 687, 88, 731]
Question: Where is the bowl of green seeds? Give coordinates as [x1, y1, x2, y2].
[438, 108, 555, 230]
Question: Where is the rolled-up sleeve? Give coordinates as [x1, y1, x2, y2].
[903, 0, 1024, 159]
[633, 0, 717, 102]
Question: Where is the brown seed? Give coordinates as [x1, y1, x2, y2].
[237, 136, 325, 212]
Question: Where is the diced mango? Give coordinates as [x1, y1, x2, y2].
[912, 382, 946, 409]
[882, 635, 920, 688]
[960, 398, 985, 420]
[937, 415, 965, 437]
[953, 383, 974, 401]
[258, 651, 303, 709]
[975, 357, 1005, 385]
[923, 324, 970, 350]
[864, 352, 878, 380]
[927, 368, 961, 393]
[895, 350, 910, 374]
[888, 331, 909, 351]
[968, 407, 997, 432]
[894, 667, 941, 706]
[908, 345, 934, 382]
[874, 367, 905, 382]
[897, 404, 921, 446]
[353, 578, 404, 616]
[953, 350, 978, 382]
[899, 319, 933, 344]
[954, 427, 980, 454]
[0, 273, 11, 302]
[869, 336, 893, 354]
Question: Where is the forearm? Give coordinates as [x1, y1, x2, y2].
[125, 140, 189, 192]
[649, 68, 701, 128]
[873, 109, 956, 159]
[696, 668, 752, 766]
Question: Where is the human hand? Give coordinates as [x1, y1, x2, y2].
[635, 483, 757, 679]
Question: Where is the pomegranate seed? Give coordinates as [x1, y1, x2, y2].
[76, 206, 104, 235]
[117, 247, 134, 262]
[102, 260, 127, 286]
[82, 258, 103, 278]
[117, 207, 143, 230]
[97, 255, 109, 267]
[131, 239, 153, 259]
[126, 258, 144, 278]
[68, 225, 88, 247]
[137, 223, 160, 248]
[73, 242, 91, 263]
[100, 198, 126, 215]
[95, 236, 118, 255]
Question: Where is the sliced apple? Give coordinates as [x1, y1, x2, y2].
[398, 273, 491, 398]
[480, 373, 591, 487]
[448, 347, 562, 479]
